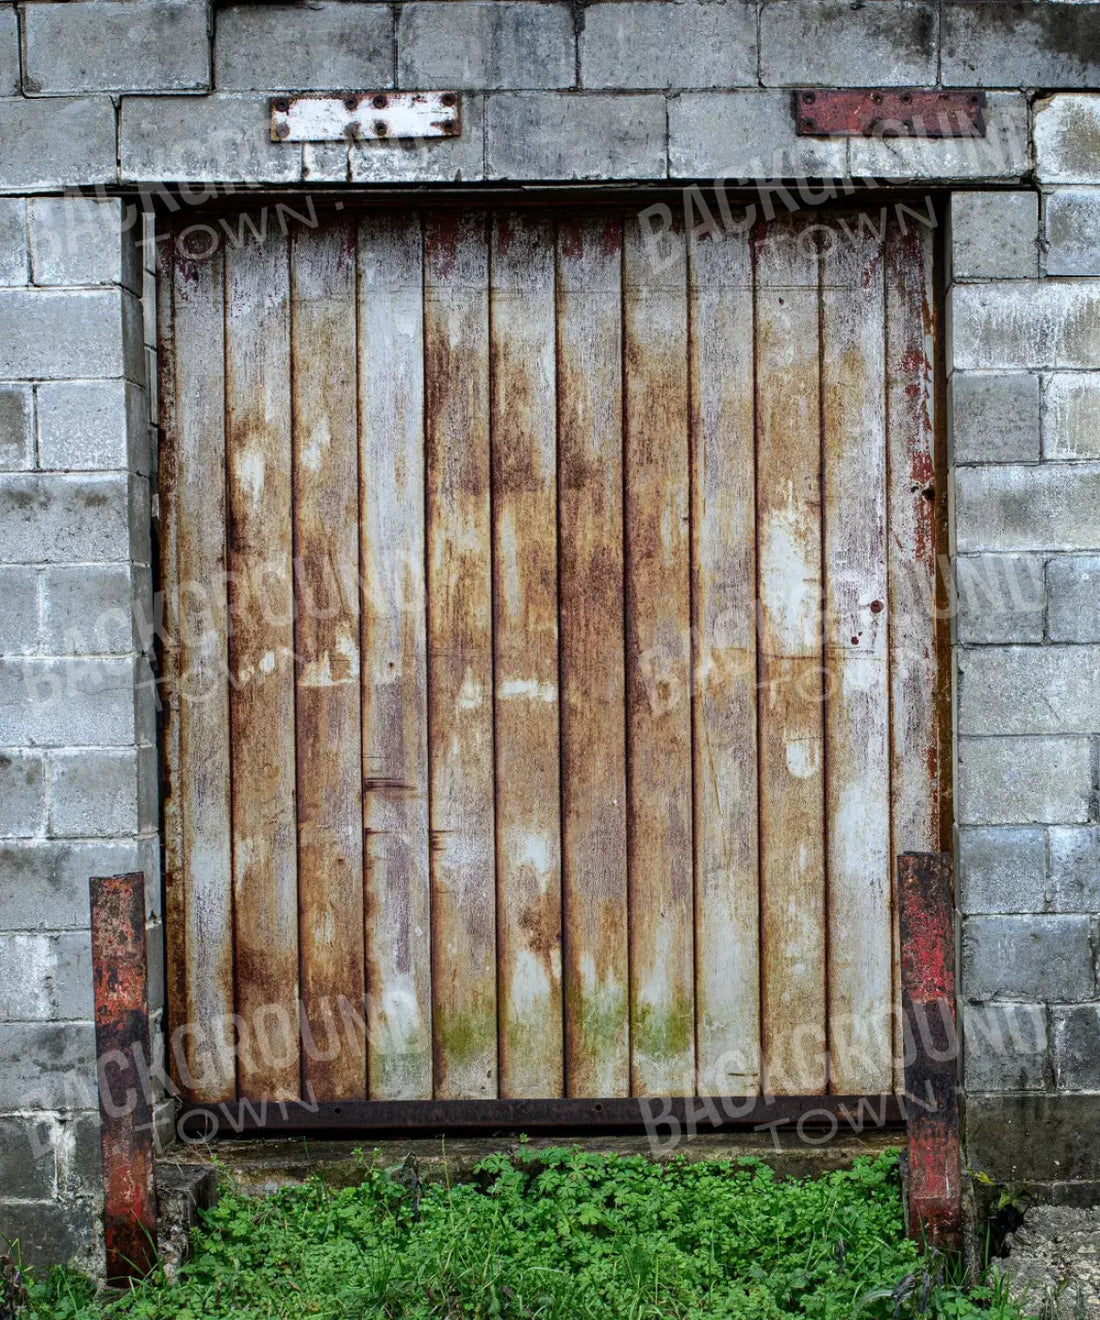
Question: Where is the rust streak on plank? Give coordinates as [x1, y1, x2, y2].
[424, 211, 497, 1099]
[172, 242, 235, 1103]
[490, 212, 564, 1098]
[754, 213, 827, 1096]
[821, 218, 892, 1094]
[557, 215, 630, 1098]
[225, 228, 300, 1102]
[689, 219, 760, 1097]
[623, 214, 695, 1097]
[291, 219, 366, 1102]
[359, 212, 433, 1101]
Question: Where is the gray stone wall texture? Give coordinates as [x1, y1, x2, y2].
[0, 0, 1098, 1266]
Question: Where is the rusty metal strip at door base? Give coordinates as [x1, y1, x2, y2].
[794, 89, 986, 137]
[175, 1095, 905, 1141]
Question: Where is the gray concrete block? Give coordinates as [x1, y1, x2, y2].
[760, 1, 936, 87]
[581, 2, 756, 91]
[0, 97, 117, 192]
[958, 646, 1100, 736]
[216, 2, 393, 92]
[487, 93, 666, 181]
[951, 372, 1040, 465]
[0, 837, 151, 930]
[0, 288, 127, 380]
[350, 93, 485, 183]
[958, 735, 1093, 826]
[0, 474, 130, 564]
[137, 744, 158, 833]
[0, 1115, 57, 1200]
[0, 932, 93, 1021]
[669, 90, 847, 181]
[0, 1196, 94, 1269]
[1050, 827, 1100, 913]
[24, 0, 209, 95]
[0, 385, 32, 470]
[302, 143, 350, 185]
[129, 471, 152, 568]
[961, 914, 1095, 1003]
[0, 1023, 96, 1109]
[958, 825, 1047, 915]
[943, 6, 1100, 90]
[0, 565, 39, 654]
[121, 95, 302, 185]
[951, 191, 1038, 281]
[1045, 188, 1100, 278]
[399, 3, 573, 90]
[1035, 95, 1100, 185]
[1043, 373, 1100, 461]
[956, 463, 1100, 552]
[1053, 1005, 1100, 1091]
[47, 748, 139, 838]
[1047, 556, 1100, 643]
[41, 565, 134, 656]
[0, 198, 27, 285]
[36, 380, 145, 473]
[956, 554, 1045, 646]
[964, 1002, 1048, 1093]
[849, 93, 1028, 184]
[0, 6, 17, 98]
[58, 1109, 102, 1198]
[0, 750, 45, 839]
[28, 197, 140, 291]
[0, 656, 136, 747]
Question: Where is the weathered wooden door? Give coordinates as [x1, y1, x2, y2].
[158, 203, 942, 1116]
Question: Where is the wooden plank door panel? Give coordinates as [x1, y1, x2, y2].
[159, 203, 940, 1112]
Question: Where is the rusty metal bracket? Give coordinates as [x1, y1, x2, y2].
[897, 852, 963, 1252]
[271, 92, 461, 143]
[90, 873, 158, 1285]
[794, 89, 986, 138]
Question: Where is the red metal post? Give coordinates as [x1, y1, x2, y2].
[89, 873, 158, 1284]
[897, 852, 963, 1250]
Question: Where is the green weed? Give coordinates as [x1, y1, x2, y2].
[19, 1149, 1036, 1319]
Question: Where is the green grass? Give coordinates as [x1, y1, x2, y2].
[19, 1148, 1032, 1319]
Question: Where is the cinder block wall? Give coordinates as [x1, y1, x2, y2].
[0, 0, 1098, 1262]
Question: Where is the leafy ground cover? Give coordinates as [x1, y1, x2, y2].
[19, 1147, 1031, 1319]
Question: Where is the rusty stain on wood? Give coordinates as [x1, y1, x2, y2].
[754, 213, 827, 1097]
[624, 214, 695, 1097]
[172, 242, 236, 1103]
[291, 219, 366, 1102]
[821, 220, 892, 1094]
[490, 212, 564, 1099]
[359, 212, 433, 1101]
[225, 229, 300, 1102]
[158, 203, 941, 1115]
[688, 219, 760, 1097]
[425, 212, 497, 1099]
[557, 215, 630, 1099]
[91, 873, 158, 1284]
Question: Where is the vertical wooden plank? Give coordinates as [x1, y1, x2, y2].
[623, 214, 695, 1097]
[688, 224, 760, 1096]
[156, 240, 186, 1096]
[172, 243, 236, 1102]
[886, 219, 940, 1091]
[820, 219, 892, 1093]
[557, 216, 630, 1098]
[754, 214, 827, 1096]
[291, 219, 365, 1102]
[490, 213, 564, 1099]
[359, 212, 433, 1101]
[424, 211, 496, 1099]
[225, 231, 299, 1101]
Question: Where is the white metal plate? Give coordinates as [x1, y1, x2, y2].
[271, 92, 461, 143]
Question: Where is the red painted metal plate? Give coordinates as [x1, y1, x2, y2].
[794, 89, 986, 138]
